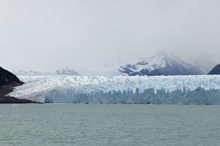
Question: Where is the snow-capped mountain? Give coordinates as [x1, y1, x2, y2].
[118, 54, 203, 76]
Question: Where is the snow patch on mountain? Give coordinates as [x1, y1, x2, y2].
[118, 53, 203, 76]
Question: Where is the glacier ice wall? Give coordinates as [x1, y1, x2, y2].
[8, 75, 220, 104]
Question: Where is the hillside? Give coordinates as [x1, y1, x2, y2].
[208, 64, 220, 75]
[0, 67, 38, 103]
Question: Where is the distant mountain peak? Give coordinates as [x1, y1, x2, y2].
[13, 70, 51, 76]
[118, 54, 203, 76]
[56, 68, 79, 75]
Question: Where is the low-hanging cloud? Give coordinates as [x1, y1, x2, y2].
[0, 0, 220, 74]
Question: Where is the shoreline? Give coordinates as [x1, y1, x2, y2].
[0, 95, 40, 104]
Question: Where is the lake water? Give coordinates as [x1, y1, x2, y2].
[0, 104, 220, 146]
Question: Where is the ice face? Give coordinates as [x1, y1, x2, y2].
[8, 75, 220, 104]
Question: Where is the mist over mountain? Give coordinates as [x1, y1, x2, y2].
[11, 52, 215, 76]
[56, 68, 79, 75]
[118, 53, 204, 76]
[1, 1, 220, 74]
[13, 70, 52, 76]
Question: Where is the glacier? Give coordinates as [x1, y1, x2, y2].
[8, 75, 220, 104]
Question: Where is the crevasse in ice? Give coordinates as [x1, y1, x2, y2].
[8, 75, 220, 104]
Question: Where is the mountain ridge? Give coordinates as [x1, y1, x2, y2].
[118, 54, 203, 76]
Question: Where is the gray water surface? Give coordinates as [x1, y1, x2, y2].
[0, 104, 220, 146]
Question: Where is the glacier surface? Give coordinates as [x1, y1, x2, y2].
[8, 75, 220, 104]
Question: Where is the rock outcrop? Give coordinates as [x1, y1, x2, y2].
[208, 64, 220, 75]
[0, 66, 38, 103]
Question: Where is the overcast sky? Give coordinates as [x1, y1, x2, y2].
[0, 0, 220, 74]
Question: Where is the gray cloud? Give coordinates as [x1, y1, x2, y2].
[0, 0, 220, 74]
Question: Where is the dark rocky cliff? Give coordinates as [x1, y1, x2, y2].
[208, 64, 220, 75]
[0, 67, 37, 103]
